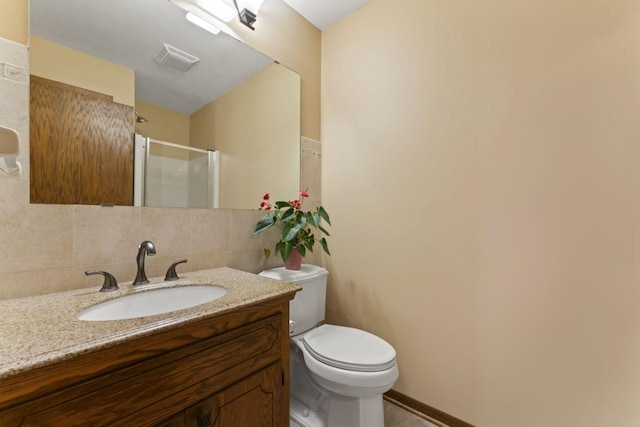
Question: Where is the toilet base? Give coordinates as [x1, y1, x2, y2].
[327, 394, 384, 427]
[290, 335, 394, 427]
[290, 397, 327, 427]
[290, 393, 385, 427]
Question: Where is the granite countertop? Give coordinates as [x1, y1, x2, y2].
[0, 267, 299, 379]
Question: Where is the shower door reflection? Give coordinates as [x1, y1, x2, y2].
[134, 135, 219, 208]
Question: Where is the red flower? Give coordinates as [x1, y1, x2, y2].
[300, 188, 309, 198]
[260, 201, 272, 210]
[263, 193, 270, 200]
[290, 200, 301, 210]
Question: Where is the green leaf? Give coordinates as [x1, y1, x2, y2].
[305, 212, 319, 228]
[281, 222, 293, 240]
[297, 245, 306, 257]
[312, 212, 321, 228]
[318, 206, 331, 225]
[283, 224, 302, 242]
[319, 225, 330, 236]
[282, 241, 293, 263]
[253, 212, 277, 235]
[281, 208, 295, 222]
[274, 241, 284, 258]
[275, 201, 291, 209]
[304, 239, 314, 252]
[263, 248, 271, 260]
[320, 237, 331, 256]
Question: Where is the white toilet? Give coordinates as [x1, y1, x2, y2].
[260, 264, 399, 427]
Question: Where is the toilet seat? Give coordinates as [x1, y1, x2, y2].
[302, 325, 396, 372]
[292, 331, 399, 395]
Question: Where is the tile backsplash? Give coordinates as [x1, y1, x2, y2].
[0, 37, 322, 300]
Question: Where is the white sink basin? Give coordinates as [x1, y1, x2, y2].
[77, 285, 227, 321]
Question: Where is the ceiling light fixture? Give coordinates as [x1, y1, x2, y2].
[232, 0, 265, 30]
[170, 0, 265, 33]
[197, 0, 236, 22]
[186, 12, 221, 35]
[169, 0, 225, 35]
[135, 112, 149, 124]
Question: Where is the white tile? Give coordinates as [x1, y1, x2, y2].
[0, 38, 28, 68]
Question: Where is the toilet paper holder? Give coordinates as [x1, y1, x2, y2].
[0, 126, 21, 176]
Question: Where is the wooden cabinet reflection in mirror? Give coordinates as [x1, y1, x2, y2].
[30, 76, 134, 205]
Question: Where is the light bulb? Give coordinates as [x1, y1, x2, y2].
[197, 0, 236, 22]
[186, 12, 221, 35]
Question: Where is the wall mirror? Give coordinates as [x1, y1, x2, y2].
[29, 0, 301, 210]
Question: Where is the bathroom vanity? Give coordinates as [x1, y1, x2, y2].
[0, 268, 298, 426]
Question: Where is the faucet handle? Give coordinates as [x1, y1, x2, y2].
[165, 259, 188, 281]
[85, 270, 119, 292]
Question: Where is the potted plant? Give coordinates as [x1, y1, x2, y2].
[253, 189, 331, 270]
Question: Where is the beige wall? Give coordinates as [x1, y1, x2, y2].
[322, 0, 640, 425]
[229, 0, 320, 141]
[135, 100, 190, 146]
[191, 63, 300, 209]
[0, 0, 28, 45]
[30, 36, 135, 106]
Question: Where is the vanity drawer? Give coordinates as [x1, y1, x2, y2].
[0, 313, 283, 427]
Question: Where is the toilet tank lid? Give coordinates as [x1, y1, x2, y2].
[259, 264, 328, 284]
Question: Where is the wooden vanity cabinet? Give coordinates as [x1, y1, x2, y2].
[0, 296, 293, 427]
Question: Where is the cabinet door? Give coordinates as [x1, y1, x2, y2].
[30, 75, 134, 205]
[186, 363, 283, 427]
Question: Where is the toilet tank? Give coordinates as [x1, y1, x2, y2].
[259, 264, 329, 336]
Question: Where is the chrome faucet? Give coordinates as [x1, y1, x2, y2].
[133, 240, 156, 285]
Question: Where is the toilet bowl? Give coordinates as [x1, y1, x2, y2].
[260, 264, 399, 427]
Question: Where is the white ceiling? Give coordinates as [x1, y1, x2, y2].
[30, 0, 274, 115]
[282, 0, 373, 30]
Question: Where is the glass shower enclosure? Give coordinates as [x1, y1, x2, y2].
[134, 134, 219, 208]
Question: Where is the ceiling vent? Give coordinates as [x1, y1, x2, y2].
[154, 43, 200, 71]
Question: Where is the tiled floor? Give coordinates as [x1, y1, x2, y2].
[384, 400, 440, 427]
